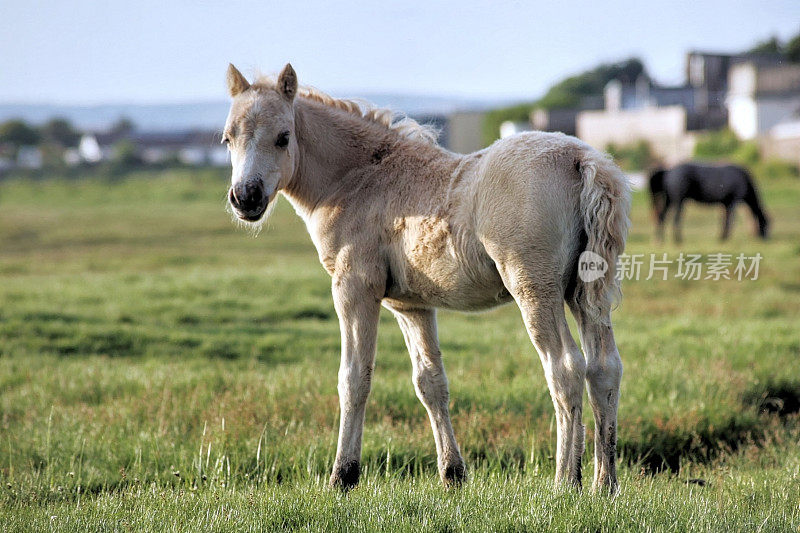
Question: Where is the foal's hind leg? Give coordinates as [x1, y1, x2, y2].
[493, 264, 587, 487]
[568, 301, 622, 493]
[389, 306, 465, 486]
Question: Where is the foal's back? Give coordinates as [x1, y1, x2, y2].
[382, 131, 588, 313]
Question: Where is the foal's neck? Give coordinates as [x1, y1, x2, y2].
[283, 99, 396, 217]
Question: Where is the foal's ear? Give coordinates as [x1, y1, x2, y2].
[277, 63, 298, 101]
[226, 64, 250, 97]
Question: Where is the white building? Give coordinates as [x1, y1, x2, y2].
[78, 134, 103, 163]
[762, 118, 800, 166]
[577, 105, 697, 165]
[727, 62, 800, 140]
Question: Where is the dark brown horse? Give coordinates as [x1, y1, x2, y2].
[649, 163, 769, 242]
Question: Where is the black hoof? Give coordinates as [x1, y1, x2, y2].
[442, 461, 466, 488]
[329, 461, 360, 491]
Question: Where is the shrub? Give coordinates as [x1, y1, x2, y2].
[732, 141, 761, 166]
[605, 140, 654, 171]
[0, 119, 41, 148]
[108, 140, 143, 175]
[693, 129, 741, 159]
[482, 103, 535, 147]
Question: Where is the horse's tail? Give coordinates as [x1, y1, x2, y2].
[574, 149, 631, 324]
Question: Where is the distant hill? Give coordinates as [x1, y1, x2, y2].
[0, 94, 511, 133]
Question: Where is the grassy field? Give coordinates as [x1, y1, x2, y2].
[1, 167, 799, 531]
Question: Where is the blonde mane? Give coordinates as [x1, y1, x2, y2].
[253, 75, 439, 145]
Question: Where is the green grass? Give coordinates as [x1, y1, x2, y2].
[1, 168, 799, 531]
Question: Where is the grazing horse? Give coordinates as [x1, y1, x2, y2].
[650, 163, 769, 243]
[223, 63, 631, 492]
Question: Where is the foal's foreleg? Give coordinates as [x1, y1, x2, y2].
[569, 303, 622, 493]
[329, 276, 381, 490]
[391, 307, 465, 486]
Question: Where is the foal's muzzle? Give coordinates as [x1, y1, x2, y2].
[229, 179, 268, 221]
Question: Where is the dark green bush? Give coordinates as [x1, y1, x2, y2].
[606, 140, 654, 171]
[693, 129, 741, 159]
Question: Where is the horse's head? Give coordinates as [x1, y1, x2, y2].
[223, 63, 299, 223]
[757, 214, 770, 239]
[648, 168, 667, 219]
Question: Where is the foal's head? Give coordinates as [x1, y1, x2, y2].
[223, 63, 298, 223]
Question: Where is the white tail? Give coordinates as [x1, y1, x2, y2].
[575, 149, 631, 323]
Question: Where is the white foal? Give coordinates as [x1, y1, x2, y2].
[222, 63, 630, 492]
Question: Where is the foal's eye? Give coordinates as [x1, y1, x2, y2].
[275, 131, 290, 148]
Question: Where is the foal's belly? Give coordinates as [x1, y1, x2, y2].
[384, 268, 512, 311]
[384, 221, 512, 311]
[384, 278, 512, 311]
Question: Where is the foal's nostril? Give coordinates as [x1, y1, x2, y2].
[230, 180, 267, 215]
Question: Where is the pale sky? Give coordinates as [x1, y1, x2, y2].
[1, 0, 799, 104]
